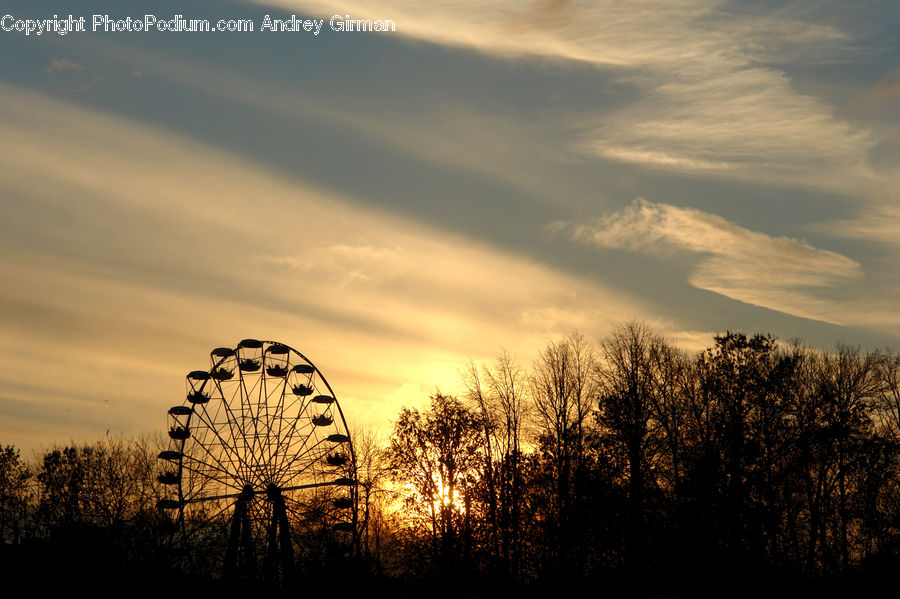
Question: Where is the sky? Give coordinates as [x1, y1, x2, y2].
[1, 0, 899, 454]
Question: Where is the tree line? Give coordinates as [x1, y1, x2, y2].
[3, 322, 900, 595]
[357, 324, 900, 595]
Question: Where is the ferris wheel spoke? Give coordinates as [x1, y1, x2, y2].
[261, 372, 286, 482]
[272, 399, 318, 474]
[180, 457, 244, 494]
[275, 366, 316, 474]
[184, 489, 247, 503]
[225, 379, 256, 475]
[276, 437, 339, 487]
[280, 480, 344, 492]
[235, 376, 260, 479]
[273, 377, 303, 475]
[281, 450, 338, 487]
[282, 417, 327, 461]
[180, 454, 231, 482]
[185, 428, 239, 479]
[280, 430, 324, 469]
[260, 369, 273, 481]
[186, 446, 233, 487]
[244, 375, 268, 474]
[264, 366, 290, 470]
[181, 445, 243, 484]
[268, 371, 291, 477]
[281, 493, 323, 519]
[276, 431, 320, 477]
[281, 491, 348, 525]
[211, 377, 250, 475]
[281, 389, 310, 415]
[182, 498, 235, 537]
[193, 396, 253, 481]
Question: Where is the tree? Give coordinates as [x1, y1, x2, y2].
[594, 321, 677, 575]
[0, 445, 31, 543]
[463, 350, 529, 578]
[79, 434, 162, 529]
[874, 349, 900, 440]
[352, 425, 400, 575]
[529, 332, 596, 572]
[816, 344, 880, 569]
[35, 436, 163, 533]
[37, 445, 85, 529]
[387, 393, 484, 574]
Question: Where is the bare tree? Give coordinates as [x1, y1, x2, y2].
[351, 425, 400, 574]
[595, 321, 674, 574]
[463, 350, 529, 577]
[529, 331, 596, 571]
[817, 344, 880, 569]
[873, 349, 900, 439]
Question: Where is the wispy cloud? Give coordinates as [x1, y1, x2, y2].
[266, 244, 408, 289]
[0, 84, 660, 450]
[580, 68, 875, 192]
[46, 58, 85, 72]
[814, 200, 900, 248]
[252, 0, 882, 192]
[251, 1, 853, 70]
[44, 57, 108, 91]
[558, 198, 863, 324]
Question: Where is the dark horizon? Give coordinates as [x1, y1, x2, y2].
[3, 323, 900, 596]
[2, 0, 900, 454]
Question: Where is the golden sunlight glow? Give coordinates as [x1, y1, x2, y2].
[0, 84, 660, 451]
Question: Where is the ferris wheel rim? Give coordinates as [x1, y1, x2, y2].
[157, 339, 359, 577]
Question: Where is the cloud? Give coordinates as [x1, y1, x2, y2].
[561, 198, 863, 324]
[580, 68, 876, 192]
[813, 199, 900, 248]
[265, 244, 409, 289]
[0, 84, 660, 451]
[87, 40, 575, 213]
[589, 147, 735, 172]
[249, 0, 883, 194]
[45, 58, 85, 72]
[44, 58, 109, 92]
[251, 0, 717, 67]
[251, 0, 850, 71]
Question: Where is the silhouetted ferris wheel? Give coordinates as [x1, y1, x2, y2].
[156, 339, 358, 582]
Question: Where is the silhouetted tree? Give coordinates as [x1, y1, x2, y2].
[464, 350, 531, 580]
[874, 350, 900, 439]
[529, 332, 596, 574]
[352, 425, 402, 575]
[595, 322, 677, 577]
[387, 393, 484, 575]
[816, 345, 880, 570]
[0, 445, 31, 544]
[37, 446, 85, 529]
[677, 332, 794, 576]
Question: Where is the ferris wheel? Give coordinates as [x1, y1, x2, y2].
[156, 339, 358, 582]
